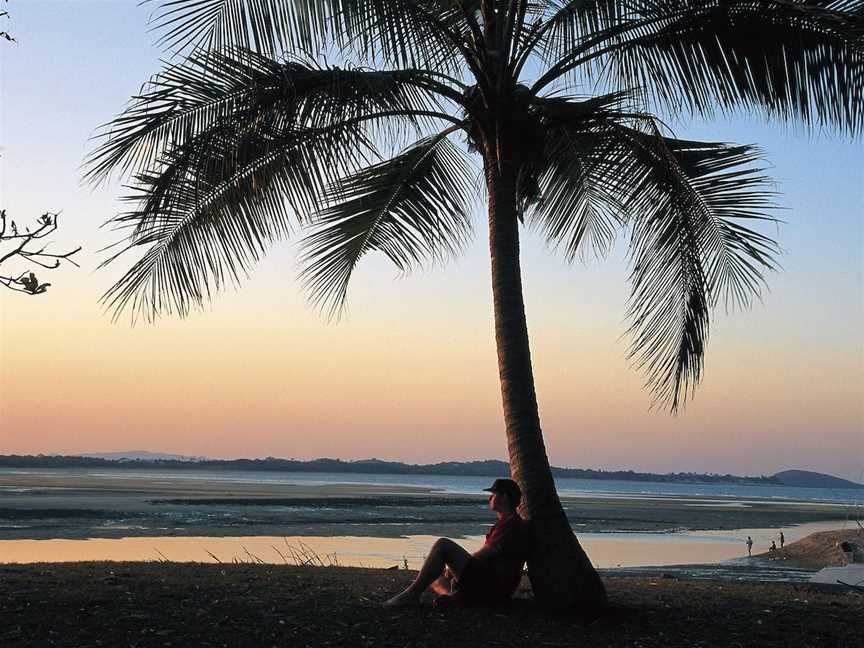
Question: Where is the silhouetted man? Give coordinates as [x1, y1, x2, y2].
[385, 478, 528, 607]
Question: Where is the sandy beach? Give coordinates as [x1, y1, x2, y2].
[0, 562, 860, 648]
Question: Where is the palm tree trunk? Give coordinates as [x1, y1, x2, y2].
[486, 162, 607, 612]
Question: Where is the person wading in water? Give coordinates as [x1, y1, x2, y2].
[385, 479, 528, 607]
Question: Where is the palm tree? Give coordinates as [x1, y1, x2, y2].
[87, 0, 863, 609]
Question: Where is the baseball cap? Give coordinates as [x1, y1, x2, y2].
[483, 478, 521, 507]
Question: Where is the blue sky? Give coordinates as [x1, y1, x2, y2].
[1, 1, 862, 481]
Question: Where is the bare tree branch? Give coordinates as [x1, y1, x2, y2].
[1, 1, 15, 43]
[0, 210, 81, 294]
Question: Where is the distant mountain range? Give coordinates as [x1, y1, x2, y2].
[0, 453, 860, 489]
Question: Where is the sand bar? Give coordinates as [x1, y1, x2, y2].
[0, 469, 857, 542]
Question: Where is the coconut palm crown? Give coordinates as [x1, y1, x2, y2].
[87, 0, 864, 608]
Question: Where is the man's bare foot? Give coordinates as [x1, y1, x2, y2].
[430, 575, 453, 596]
[383, 590, 420, 608]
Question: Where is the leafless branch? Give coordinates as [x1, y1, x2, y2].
[1, 1, 14, 43]
[0, 210, 81, 295]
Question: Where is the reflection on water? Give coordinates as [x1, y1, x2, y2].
[0, 521, 847, 569]
[0, 535, 458, 569]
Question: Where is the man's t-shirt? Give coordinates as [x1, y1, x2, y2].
[460, 514, 529, 602]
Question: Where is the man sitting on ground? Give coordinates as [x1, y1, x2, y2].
[384, 478, 528, 607]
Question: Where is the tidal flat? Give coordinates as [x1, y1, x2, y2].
[0, 469, 854, 541]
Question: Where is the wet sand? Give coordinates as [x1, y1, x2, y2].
[0, 470, 854, 541]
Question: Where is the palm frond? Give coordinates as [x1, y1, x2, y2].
[531, 142, 624, 260]
[86, 49, 453, 184]
[622, 130, 779, 410]
[526, 92, 638, 260]
[90, 47, 465, 322]
[300, 130, 476, 317]
[536, 0, 864, 135]
[535, 0, 620, 61]
[147, 0, 475, 70]
[524, 92, 779, 409]
[100, 117, 373, 323]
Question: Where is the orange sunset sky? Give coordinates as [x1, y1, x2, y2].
[1, 2, 862, 481]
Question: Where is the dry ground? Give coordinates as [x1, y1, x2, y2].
[0, 562, 861, 647]
[756, 528, 864, 569]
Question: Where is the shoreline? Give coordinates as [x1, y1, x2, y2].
[0, 521, 853, 571]
[2, 524, 857, 594]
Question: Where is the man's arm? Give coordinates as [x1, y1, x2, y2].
[470, 544, 501, 562]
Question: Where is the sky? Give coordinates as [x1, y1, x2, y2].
[0, 1, 862, 481]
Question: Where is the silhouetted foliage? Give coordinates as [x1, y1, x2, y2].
[0, 453, 800, 486]
[1, 0, 14, 43]
[0, 211, 81, 294]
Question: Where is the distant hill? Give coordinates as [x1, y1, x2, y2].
[772, 470, 864, 489]
[0, 454, 859, 489]
[0, 454, 771, 485]
[78, 451, 207, 462]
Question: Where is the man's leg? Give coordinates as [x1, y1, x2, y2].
[385, 538, 471, 606]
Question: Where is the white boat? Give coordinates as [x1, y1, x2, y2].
[809, 565, 864, 587]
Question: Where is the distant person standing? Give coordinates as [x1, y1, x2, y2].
[746, 536, 753, 557]
[779, 532, 785, 549]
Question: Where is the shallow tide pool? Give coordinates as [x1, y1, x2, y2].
[0, 520, 849, 569]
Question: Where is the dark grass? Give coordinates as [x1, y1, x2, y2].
[0, 562, 861, 647]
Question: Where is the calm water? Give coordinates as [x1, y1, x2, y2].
[0, 521, 850, 569]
